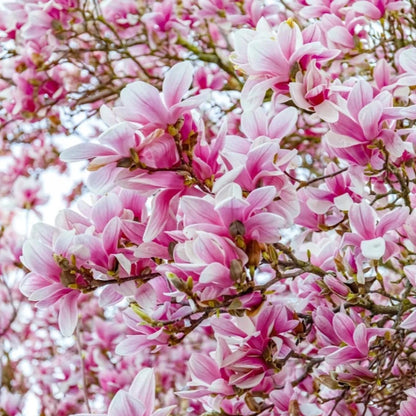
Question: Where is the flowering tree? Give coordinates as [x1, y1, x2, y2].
[3, 0, 416, 415]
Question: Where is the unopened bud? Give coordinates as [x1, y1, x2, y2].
[289, 400, 301, 416]
[229, 220, 245, 237]
[130, 302, 153, 324]
[247, 240, 261, 268]
[323, 275, 350, 298]
[117, 157, 133, 168]
[245, 394, 262, 412]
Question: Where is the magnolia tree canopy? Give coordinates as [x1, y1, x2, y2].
[2, 0, 416, 415]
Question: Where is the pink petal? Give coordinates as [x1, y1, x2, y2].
[374, 59, 391, 89]
[99, 286, 124, 308]
[349, 203, 377, 240]
[134, 284, 156, 311]
[215, 195, 249, 228]
[277, 20, 303, 61]
[189, 353, 221, 384]
[245, 186, 276, 216]
[116, 335, 154, 355]
[324, 131, 362, 148]
[193, 233, 227, 264]
[247, 39, 284, 75]
[211, 317, 249, 338]
[129, 368, 155, 416]
[240, 76, 281, 111]
[54, 230, 75, 257]
[333, 313, 356, 346]
[29, 282, 65, 302]
[352, 1, 383, 19]
[376, 206, 409, 236]
[241, 108, 268, 138]
[315, 100, 339, 123]
[134, 242, 169, 259]
[87, 164, 122, 193]
[200, 262, 230, 287]
[358, 101, 383, 140]
[353, 323, 369, 355]
[181, 196, 219, 226]
[117, 170, 184, 193]
[20, 272, 55, 297]
[118, 81, 168, 125]
[152, 406, 176, 416]
[401, 310, 416, 330]
[347, 80, 373, 120]
[36, 288, 71, 308]
[143, 189, 177, 242]
[400, 48, 416, 74]
[268, 106, 298, 140]
[162, 61, 193, 108]
[30, 223, 59, 247]
[108, 391, 145, 416]
[289, 81, 311, 110]
[60, 143, 116, 162]
[92, 193, 123, 232]
[170, 92, 210, 121]
[21, 240, 60, 277]
[99, 122, 136, 155]
[230, 370, 264, 389]
[404, 265, 416, 287]
[326, 346, 362, 366]
[58, 291, 79, 336]
[103, 218, 121, 254]
[245, 212, 285, 243]
[327, 26, 354, 48]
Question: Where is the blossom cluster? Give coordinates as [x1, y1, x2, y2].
[3, 0, 416, 415]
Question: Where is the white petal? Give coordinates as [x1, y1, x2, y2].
[360, 237, 386, 260]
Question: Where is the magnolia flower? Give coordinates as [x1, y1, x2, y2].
[114, 61, 207, 129]
[321, 312, 389, 366]
[399, 387, 416, 416]
[20, 229, 81, 337]
[342, 202, 408, 262]
[73, 368, 175, 416]
[231, 17, 339, 109]
[289, 59, 338, 122]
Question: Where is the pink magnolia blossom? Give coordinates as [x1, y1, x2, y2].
[321, 312, 389, 366]
[348, 0, 409, 19]
[217, 135, 300, 223]
[19, 228, 82, 336]
[114, 61, 206, 129]
[342, 202, 408, 267]
[9, 1, 416, 414]
[324, 79, 416, 164]
[181, 182, 286, 244]
[10, 176, 48, 214]
[209, 304, 298, 389]
[289, 59, 338, 122]
[399, 388, 416, 416]
[231, 17, 339, 109]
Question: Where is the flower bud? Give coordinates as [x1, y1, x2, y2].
[230, 259, 244, 282]
[247, 240, 261, 268]
[323, 275, 350, 298]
